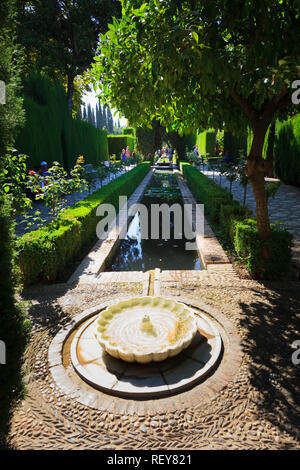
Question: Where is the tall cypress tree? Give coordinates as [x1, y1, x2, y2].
[0, 0, 30, 446]
[98, 101, 104, 129]
[95, 102, 99, 128]
[82, 105, 87, 121]
[76, 105, 82, 120]
[103, 104, 108, 130]
[107, 107, 114, 134]
[87, 103, 93, 125]
[17, 1, 121, 115]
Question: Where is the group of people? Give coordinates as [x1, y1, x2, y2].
[156, 146, 174, 162]
[121, 146, 136, 163]
[192, 144, 231, 164]
[28, 161, 49, 178]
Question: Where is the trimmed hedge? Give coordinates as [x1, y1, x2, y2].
[274, 115, 300, 187]
[15, 74, 108, 170]
[16, 163, 150, 284]
[167, 131, 197, 158]
[234, 219, 293, 279]
[123, 127, 135, 136]
[197, 129, 216, 156]
[107, 134, 136, 157]
[0, 195, 31, 444]
[180, 161, 234, 223]
[223, 131, 247, 159]
[180, 162, 292, 279]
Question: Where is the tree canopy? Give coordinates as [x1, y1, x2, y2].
[93, 0, 299, 132]
[17, 0, 121, 113]
[92, 0, 300, 240]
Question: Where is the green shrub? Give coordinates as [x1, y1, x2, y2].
[234, 219, 293, 278]
[181, 162, 233, 223]
[0, 0, 30, 446]
[219, 203, 252, 243]
[15, 74, 108, 170]
[166, 131, 197, 158]
[123, 127, 135, 136]
[223, 131, 247, 159]
[107, 134, 136, 157]
[16, 163, 150, 284]
[197, 129, 216, 156]
[180, 163, 292, 278]
[274, 115, 300, 186]
[0, 195, 31, 444]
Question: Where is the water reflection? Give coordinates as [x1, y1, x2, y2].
[108, 171, 202, 272]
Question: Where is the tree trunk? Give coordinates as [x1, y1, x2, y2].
[67, 72, 75, 116]
[247, 125, 273, 240]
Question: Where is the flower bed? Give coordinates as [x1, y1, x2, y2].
[17, 163, 150, 284]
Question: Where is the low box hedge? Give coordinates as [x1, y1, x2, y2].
[180, 162, 234, 223]
[16, 163, 150, 284]
[180, 162, 292, 279]
[234, 219, 293, 279]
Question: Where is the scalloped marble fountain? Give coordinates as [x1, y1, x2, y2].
[94, 297, 198, 364]
[69, 296, 223, 397]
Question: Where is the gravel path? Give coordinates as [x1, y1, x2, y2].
[14, 169, 130, 237]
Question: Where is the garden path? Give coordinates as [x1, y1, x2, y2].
[14, 168, 133, 237]
[201, 166, 300, 271]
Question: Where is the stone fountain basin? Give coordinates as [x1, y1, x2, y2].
[94, 297, 198, 364]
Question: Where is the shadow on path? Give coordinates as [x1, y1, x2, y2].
[239, 282, 300, 439]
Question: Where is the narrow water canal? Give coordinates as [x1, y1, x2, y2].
[106, 170, 202, 272]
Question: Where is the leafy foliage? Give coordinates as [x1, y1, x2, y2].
[0, 0, 30, 445]
[17, 163, 150, 284]
[91, 0, 299, 240]
[0, 195, 31, 445]
[0, 0, 24, 157]
[180, 163, 292, 278]
[0, 149, 32, 217]
[17, 0, 121, 113]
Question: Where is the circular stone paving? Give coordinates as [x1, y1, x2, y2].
[48, 295, 241, 413]
[70, 301, 222, 397]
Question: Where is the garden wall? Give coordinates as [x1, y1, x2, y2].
[107, 134, 136, 157]
[196, 129, 216, 156]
